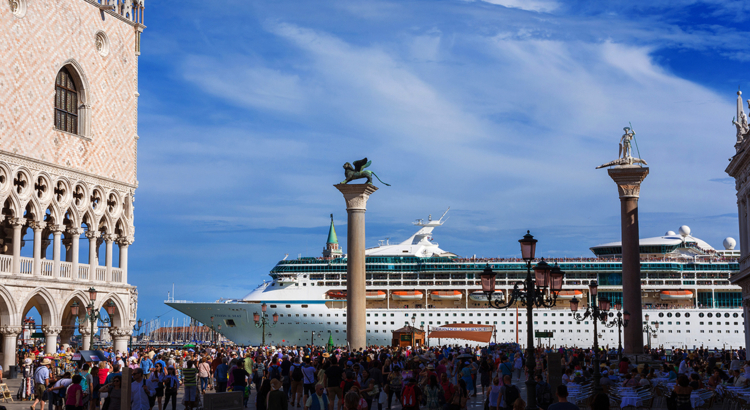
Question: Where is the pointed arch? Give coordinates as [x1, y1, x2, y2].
[115, 217, 130, 238]
[3, 195, 21, 218]
[82, 209, 98, 231]
[44, 201, 64, 227]
[59, 290, 89, 333]
[98, 213, 114, 235]
[23, 195, 43, 223]
[96, 292, 128, 329]
[0, 285, 20, 327]
[20, 287, 60, 328]
[63, 206, 81, 230]
[56, 59, 91, 138]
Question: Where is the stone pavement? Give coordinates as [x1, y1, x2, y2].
[0, 376, 520, 410]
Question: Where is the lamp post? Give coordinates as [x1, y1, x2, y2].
[217, 324, 222, 344]
[480, 231, 565, 410]
[129, 318, 143, 353]
[253, 303, 278, 346]
[603, 302, 630, 361]
[410, 314, 416, 349]
[70, 288, 116, 350]
[643, 314, 659, 351]
[210, 316, 217, 344]
[493, 328, 497, 344]
[311, 330, 323, 346]
[570, 281, 610, 395]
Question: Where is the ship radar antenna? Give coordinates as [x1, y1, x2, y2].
[283, 253, 289, 260]
[437, 207, 450, 223]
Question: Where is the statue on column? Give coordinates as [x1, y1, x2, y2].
[596, 125, 648, 169]
[340, 158, 391, 186]
[130, 287, 138, 320]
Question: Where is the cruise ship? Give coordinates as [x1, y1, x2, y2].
[166, 211, 744, 349]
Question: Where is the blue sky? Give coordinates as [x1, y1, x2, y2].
[129, 0, 750, 324]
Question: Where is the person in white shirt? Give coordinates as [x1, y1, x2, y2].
[131, 368, 155, 410]
[678, 359, 688, 375]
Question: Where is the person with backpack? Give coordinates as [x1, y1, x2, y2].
[291, 357, 305, 407]
[341, 372, 361, 396]
[500, 375, 520, 410]
[535, 374, 553, 410]
[401, 378, 421, 410]
[386, 367, 403, 410]
[269, 358, 283, 384]
[448, 379, 468, 410]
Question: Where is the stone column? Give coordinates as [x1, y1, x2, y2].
[10, 218, 25, 274]
[31, 221, 45, 276]
[79, 326, 93, 350]
[104, 234, 115, 282]
[43, 326, 61, 354]
[117, 239, 130, 283]
[52, 226, 63, 278]
[608, 166, 648, 355]
[86, 230, 99, 273]
[0, 326, 21, 376]
[110, 327, 132, 356]
[68, 228, 82, 279]
[335, 184, 378, 351]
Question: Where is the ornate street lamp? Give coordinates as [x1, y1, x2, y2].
[481, 231, 564, 410]
[253, 303, 278, 346]
[643, 314, 659, 351]
[570, 281, 610, 395]
[70, 288, 115, 349]
[130, 318, 143, 353]
[603, 301, 629, 361]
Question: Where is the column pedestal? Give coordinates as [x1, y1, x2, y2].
[0, 326, 21, 376]
[608, 166, 648, 355]
[335, 184, 378, 351]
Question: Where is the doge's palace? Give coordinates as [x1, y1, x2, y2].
[0, 0, 145, 371]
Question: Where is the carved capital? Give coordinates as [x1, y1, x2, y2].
[9, 217, 26, 228]
[78, 326, 93, 336]
[49, 224, 65, 234]
[108, 327, 132, 338]
[116, 237, 132, 247]
[42, 326, 62, 336]
[29, 221, 47, 231]
[334, 184, 378, 211]
[103, 233, 118, 243]
[66, 227, 84, 237]
[607, 167, 649, 199]
[84, 230, 100, 240]
[0, 325, 23, 336]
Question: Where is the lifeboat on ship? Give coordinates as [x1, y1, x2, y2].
[553, 290, 583, 300]
[326, 290, 347, 300]
[469, 291, 504, 302]
[430, 290, 463, 301]
[392, 290, 423, 301]
[366, 291, 387, 301]
[660, 290, 693, 300]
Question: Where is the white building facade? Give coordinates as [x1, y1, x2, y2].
[0, 0, 145, 372]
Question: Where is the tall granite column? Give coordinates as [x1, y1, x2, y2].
[608, 166, 648, 355]
[335, 184, 378, 351]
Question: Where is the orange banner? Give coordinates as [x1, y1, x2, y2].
[427, 323, 494, 343]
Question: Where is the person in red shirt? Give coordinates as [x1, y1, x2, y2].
[340, 372, 361, 395]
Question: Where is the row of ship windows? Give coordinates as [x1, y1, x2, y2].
[267, 309, 744, 319]
[274, 320, 744, 327]
[275, 324, 744, 335]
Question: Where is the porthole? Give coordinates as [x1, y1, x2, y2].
[658, 313, 664, 318]
[725, 313, 730, 318]
[667, 313, 672, 318]
[685, 313, 690, 318]
[707, 313, 713, 318]
[675, 313, 681, 318]
[699, 313, 704, 318]
[734, 313, 739, 318]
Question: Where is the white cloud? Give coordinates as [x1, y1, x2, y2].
[477, 0, 559, 13]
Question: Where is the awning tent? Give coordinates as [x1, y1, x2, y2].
[427, 323, 494, 343]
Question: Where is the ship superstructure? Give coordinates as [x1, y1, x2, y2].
[166, 212, 743, 349]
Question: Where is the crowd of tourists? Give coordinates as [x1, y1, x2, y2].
[13, 341, 750, 410]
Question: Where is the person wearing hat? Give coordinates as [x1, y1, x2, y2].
[268, 378, 289, 410]
[31, 358, 51, 410]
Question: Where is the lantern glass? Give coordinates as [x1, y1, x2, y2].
[253, 312, 260, 323]
[273, 313, 279, 323]
[480, 266, 496, 293]
[218, 324, 222, 331]
[534, 260, 551, 287]
[106, 301, 116, 315]
[598, 297, 611, 312]
[623, 311, 630, 321]
[644, 314, 649, 322]
[588, 281, 598, 298]
[70, 301, 79, 316]
[88, 287, 97, 302]
[519, 231, 538, 260]
[261, 303, 267, 313]
[570, 297, 579, 312]
[550, 265, 564, 291]
[137, 319, 143, 328]
[614, 302, 622, 311]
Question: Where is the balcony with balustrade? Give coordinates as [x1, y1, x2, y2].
[0, 254, 125, 284]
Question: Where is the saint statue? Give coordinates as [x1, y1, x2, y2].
[619, 127, 635, 160]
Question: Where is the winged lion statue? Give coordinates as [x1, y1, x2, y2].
[340, 158, 390, 186]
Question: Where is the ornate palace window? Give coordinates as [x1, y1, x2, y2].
[55, 68, 79, 134]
